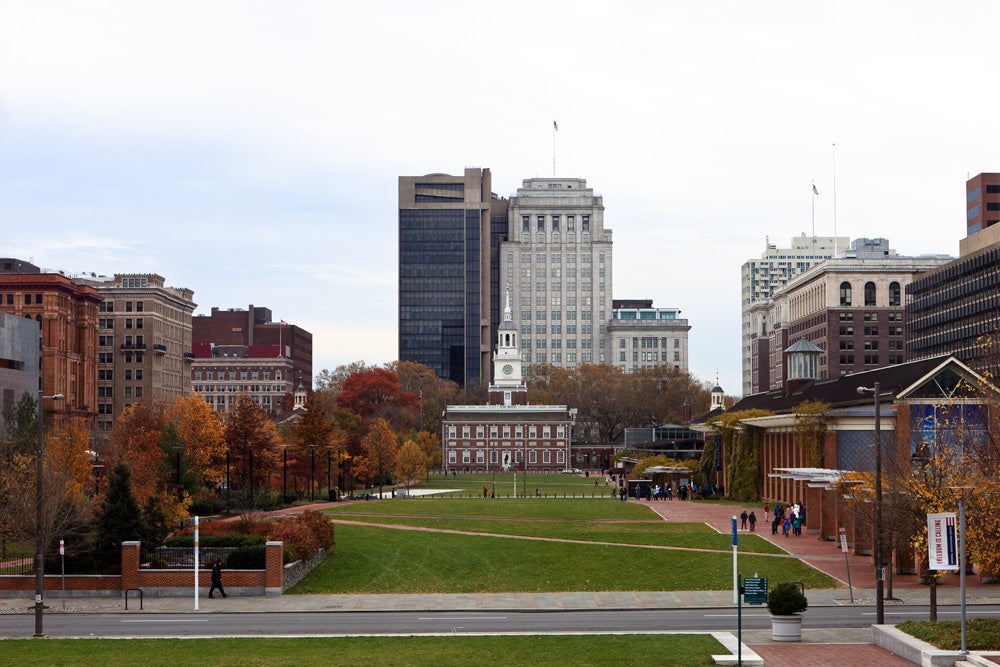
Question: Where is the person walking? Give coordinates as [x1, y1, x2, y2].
[209, 559, 227, 599]
[748, 511, 757, 532]
[740, 510, 748, 530]
[483, 486, 488, 498]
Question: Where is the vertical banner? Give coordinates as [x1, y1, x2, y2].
[927, 512, 957, 570]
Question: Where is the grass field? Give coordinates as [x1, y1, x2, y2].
[0, 635, 726, 666]
[290, 498, 837, 594]
[407, 471, 619, 498]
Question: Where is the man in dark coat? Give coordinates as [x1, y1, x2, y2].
[209, 559, 227, 598]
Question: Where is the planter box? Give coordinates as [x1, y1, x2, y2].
[770, 614, 802, 642]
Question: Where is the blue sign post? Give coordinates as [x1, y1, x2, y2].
[731, 516, 738, 604]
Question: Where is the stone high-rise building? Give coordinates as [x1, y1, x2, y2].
[500, 177, 612, 370]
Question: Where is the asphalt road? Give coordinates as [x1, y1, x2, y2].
[2, 605, 999, 639]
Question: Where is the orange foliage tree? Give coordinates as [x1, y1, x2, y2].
[166, 393, 227, 488]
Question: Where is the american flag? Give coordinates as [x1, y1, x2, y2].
[553, 120, 558, 131]
[812, 183, 819, 196]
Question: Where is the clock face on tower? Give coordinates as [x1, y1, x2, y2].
[502, 364, 514, 376]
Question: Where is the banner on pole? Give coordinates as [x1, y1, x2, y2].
[927, 512, 957, 570]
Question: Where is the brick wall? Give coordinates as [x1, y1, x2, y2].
[0, 540, 285, 599]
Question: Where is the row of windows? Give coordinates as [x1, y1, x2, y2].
[193, 385, 281, 393]
[620, 351, 681, 362]
[514, 253, 602, 264]
[524, 338, 595, 349]
[524, 352, 596, 363]
[448, 449, 566, 465]
[839, 281, 901, 307]
[448, 425, 566, 438]
[195, 370, 277, 381]
[519, 311, 601, 321]
[0, 293, 43, 305]
[521, 214, 590, 233]
[99, 301, 144, 313]
[522, 324, 600, 335]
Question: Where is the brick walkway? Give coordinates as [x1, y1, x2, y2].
[751, 643, 915, 666]
[639, 497, 989, 595]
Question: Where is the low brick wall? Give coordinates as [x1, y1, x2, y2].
[0, 540, 286, 599]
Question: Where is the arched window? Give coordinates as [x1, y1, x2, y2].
[889, 281, 901, 307]
[839, 282, 852, 307]
[864, 281, 876, 307]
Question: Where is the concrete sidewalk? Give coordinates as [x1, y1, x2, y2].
[2, 584, 998, 615]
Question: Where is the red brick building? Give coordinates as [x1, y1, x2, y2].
[0, 259, 101, 421]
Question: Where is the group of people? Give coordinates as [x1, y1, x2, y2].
[766, 502, 805, 537]
[738, 509, 758, 531]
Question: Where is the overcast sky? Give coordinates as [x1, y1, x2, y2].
[3, 1, 998, 397]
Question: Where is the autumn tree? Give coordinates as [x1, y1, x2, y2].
[393, 361, 460, 436]
[289, 391, 346, 500]
[360, 417, 398, 497]
[395, 438, 427, 488]
[224, 393, 282, 515]
[315, 361, 372, 395]
[166, 393, 227, 489]
[107, 403, 168, 506]
[336, 368, 420, 432]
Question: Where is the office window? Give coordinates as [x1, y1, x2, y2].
[864, 281, 876, 307]
[889, 281, 901, 307]
[839, 282, 852, 306]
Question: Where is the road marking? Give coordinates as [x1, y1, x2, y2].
[121, 619, 210, 623]
[417, 616, 507, 621]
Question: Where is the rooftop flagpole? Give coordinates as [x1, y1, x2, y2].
[832, 143, 839, 255]
[552, 120, 558, 177]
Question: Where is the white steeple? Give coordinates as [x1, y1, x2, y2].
[490, 282, 526, 404]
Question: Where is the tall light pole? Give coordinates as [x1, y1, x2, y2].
[35, 391, 64, 638]
[309, 444, 317, 502]
[857, 382, 885, 625]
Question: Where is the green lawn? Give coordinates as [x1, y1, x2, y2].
[326, 498, 785, 552]
[292, 516, 836, 594]
[406, 471, 619, 497]
[898, 618, 1000, 651]
[1, 635, 725, 666]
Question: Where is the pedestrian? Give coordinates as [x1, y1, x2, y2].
[209, 559, 227, 599]
[748, 511, 757, 532]
[764, 503, 769, 515]
[782, 516, 791, 537]
[772, 515, 779, 535]
[483, 486, 488, 498]
[740, 510, 748, 530]
[793, 516, 801, 536]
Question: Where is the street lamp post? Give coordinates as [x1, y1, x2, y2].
[35, 391, 64, 638]
[282, 446, 288, 503]
[309, 445, 316, 502]
[857, 382, 886, 625]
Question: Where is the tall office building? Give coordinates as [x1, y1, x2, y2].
[741, 234, 848, 396]
[398, 168, 507, 388]
[907, 173, 1000, 374]
[74, 273, 197, 432]
[965, 172, 1000, 236]
[500, 177, 612, 370]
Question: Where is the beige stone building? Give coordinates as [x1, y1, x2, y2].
[75, 273, 196, 432]
[501, 177, 612, 370]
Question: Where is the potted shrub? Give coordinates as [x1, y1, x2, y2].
[767, 581, 808, 642]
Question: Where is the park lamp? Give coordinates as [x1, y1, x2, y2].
[856, 382, 887, 626]
[35, 391, 64, 638]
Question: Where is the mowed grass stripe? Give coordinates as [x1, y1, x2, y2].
[290, 522, 837, 594]
[326, 515, 785, 554]
[0, 635, 726, 667]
